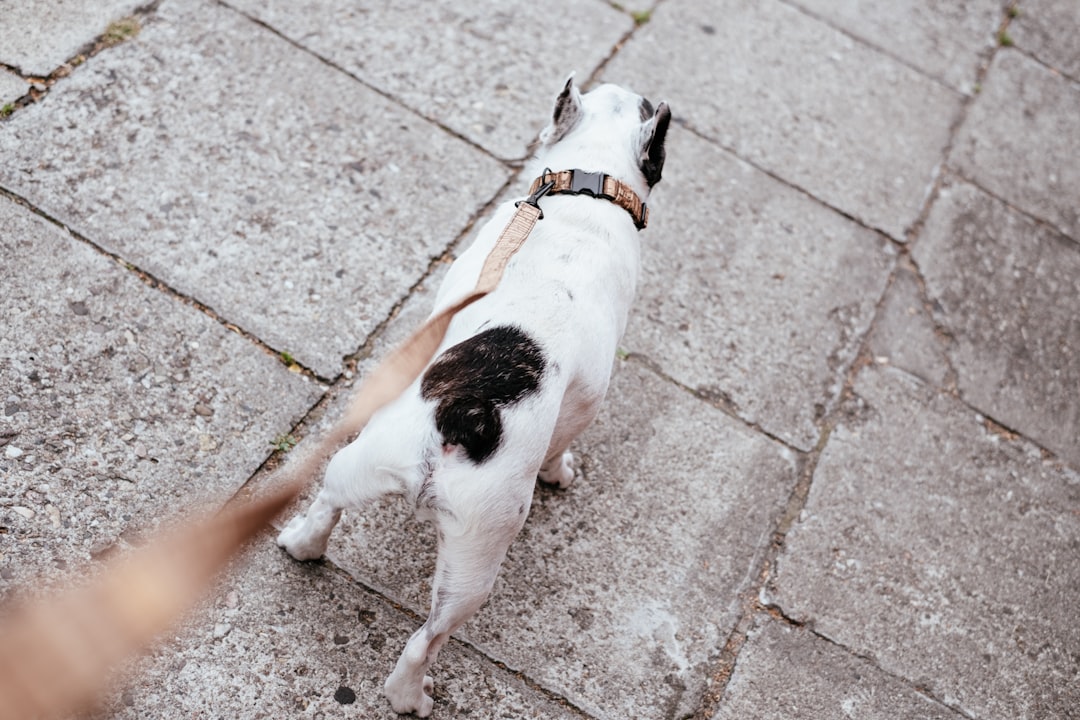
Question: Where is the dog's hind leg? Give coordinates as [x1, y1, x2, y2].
[277, 420, 410, 561]
[383, 509, 525, 716]
[276, 485, 342, 562]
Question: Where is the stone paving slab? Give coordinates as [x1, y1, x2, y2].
[913, 178, 1080, 468]
[712, 617, 963, 720]
[0, 0, 144, 75]
[605, 0, 962, 239]
[0, 69, 26, 106]
[1009, 0, 1080, 80]
[102, 536, 580, 719]
[273, 259, 799, 718]
[0, 0, 509, 379]
[226, 0, 634, 161]
[766, 365, 1080, 720]
[788, 0, 1001, 94]
[952, 49, 1080, 240]
[867, 263, 952, 388]
[0, 196, 320, 592]
[619, 124, 894, 451]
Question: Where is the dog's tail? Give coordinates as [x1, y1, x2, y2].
[433, 395, 503, 463]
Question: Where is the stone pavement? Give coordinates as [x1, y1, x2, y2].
[1, 1, 1077, 718]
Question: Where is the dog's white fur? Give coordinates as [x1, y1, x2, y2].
[277, 77, 669, 716]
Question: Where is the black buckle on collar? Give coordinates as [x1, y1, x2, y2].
[636, 203, 648, 231]
[569, 170, 609, 198]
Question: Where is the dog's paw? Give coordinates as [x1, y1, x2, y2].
[538, 450, 578, 489]
[384, 673, 435, 717]
[276, 514, 326, 561]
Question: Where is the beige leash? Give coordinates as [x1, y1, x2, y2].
[0, 198, 546, 720]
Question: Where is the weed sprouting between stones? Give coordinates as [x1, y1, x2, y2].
[269, 434, 299, 453]
[102, 17, 141, 48]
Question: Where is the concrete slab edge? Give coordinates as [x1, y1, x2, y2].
[0, 1, 161, 120]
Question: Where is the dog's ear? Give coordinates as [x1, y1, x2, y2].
[639, 101, 671, 188]
[539, 74, 584, 146]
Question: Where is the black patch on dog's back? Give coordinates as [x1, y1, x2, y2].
[421, 325, 546, 463]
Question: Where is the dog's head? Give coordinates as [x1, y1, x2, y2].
[534, 74, 671, 197]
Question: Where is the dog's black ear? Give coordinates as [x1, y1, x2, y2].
[540, 74, 583, 146]
[639, 101, 671, 188]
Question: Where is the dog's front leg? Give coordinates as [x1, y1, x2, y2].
[537, 449, 577, 489]
[384, 520, 521, 716]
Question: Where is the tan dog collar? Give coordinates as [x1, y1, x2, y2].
[526, 168, 649, 230]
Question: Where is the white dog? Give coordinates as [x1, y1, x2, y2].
[277, 76, 670, 716]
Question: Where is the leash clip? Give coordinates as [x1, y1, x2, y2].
[515, 167, 555, 219]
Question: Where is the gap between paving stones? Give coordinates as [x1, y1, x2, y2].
[897, 8, 1017, 245]
[703, 22, 1080, 720]
[676, 119, 911, 247]
[690, 247, 902, 719]
[846, 6, 1016, 411]
[891, 7, 1080, 473]
[693, 8, 1025, 713]
[690, 426, 826, 720]
[219, 0, 662, 165]
[775, 0, 971, 98]
[0, 62, 33, 110]
[1021, 47, 1080, 84]
[582, 0, 666, 89]
[263, 532, 602, 719]
[755, 604, 981, 720]
[885, 252, 961, 390]
[216, 0, 514, 165]
[949, 168, 1080, 250]
[0, 1, 162, 118]
[622, 353, 805, 455]
[0, 196, 327, 415]
[689, 256, 982, 720]
[667, 250, 910, 718]
[1005, 33, 1080, 86]
[846, 2, 1063, 426]
[0, 184, 334, 387]
[902, 216, 1080, 475]
[654, 2, 1018, 251]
